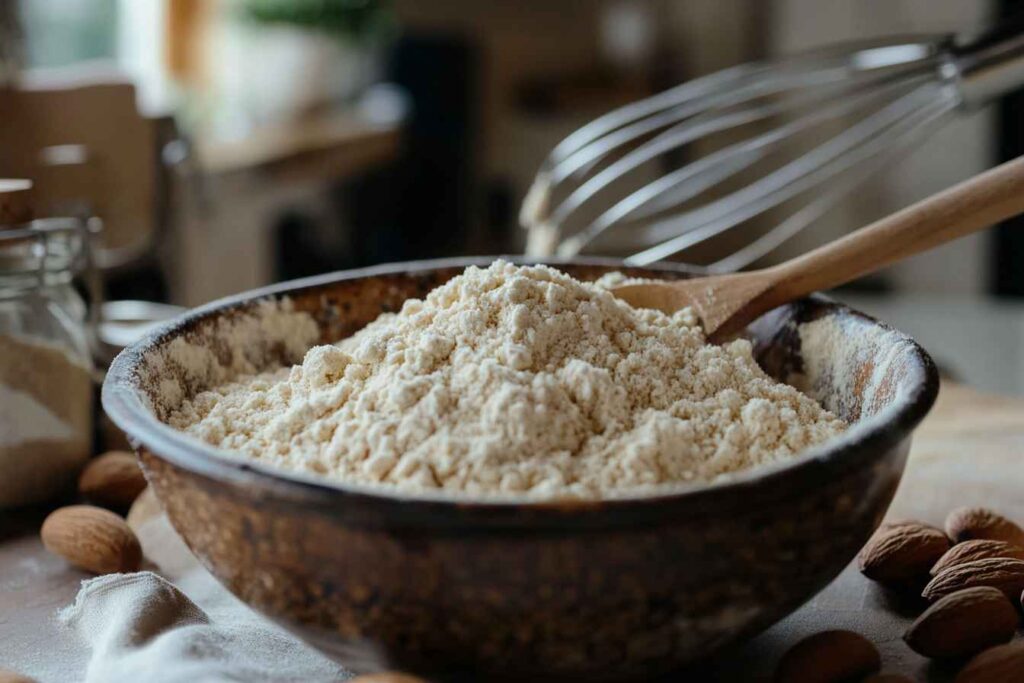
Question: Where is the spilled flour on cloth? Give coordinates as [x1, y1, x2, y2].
[169, 261, 845, 499]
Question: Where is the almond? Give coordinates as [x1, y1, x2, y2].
[350, 674, 429, 683]
[903, 587, 1018, 659]
[931, 539, 1024, 576]
[858, 520, 950, 585]
[922, 558, 1024, 602]
[774, 630, 880, 683]
[945, 507, 1024, 546]
[40, 505, 142, 574]
[78, 451, 147, 509]
[955, 640, 1024, 682]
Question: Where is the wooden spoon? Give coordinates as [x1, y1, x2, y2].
[612, 155, 1024, 342]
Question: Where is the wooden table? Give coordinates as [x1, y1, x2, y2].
[2, 382, 1022, 681]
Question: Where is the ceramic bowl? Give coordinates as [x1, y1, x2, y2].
[102, 258, 939, 681]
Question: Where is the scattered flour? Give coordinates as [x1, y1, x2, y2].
[168, 261, 846, 499]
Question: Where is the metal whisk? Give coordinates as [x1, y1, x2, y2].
[521, 20, 1024, 271]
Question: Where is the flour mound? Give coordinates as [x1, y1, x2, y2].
[169, 261, 845, 498]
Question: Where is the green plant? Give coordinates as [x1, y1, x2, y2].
[243, 0, 390, 42]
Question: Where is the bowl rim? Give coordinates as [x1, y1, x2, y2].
[102, 256, 940, 527]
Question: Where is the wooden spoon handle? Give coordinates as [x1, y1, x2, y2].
[762, 155, 1024, 305]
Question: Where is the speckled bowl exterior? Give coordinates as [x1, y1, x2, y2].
[102, 258, 939, 681]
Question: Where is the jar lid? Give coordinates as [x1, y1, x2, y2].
[0, 217, 90, 285]
[0, 179, 34, 226]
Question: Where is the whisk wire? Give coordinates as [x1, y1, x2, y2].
[546, 36, 943, 171]
[638, 79, 947, 245]
[551, 65, 853, 185]
[701, 97, 956, 272]
[624, 82, 960, 265]
[557, 74, 937, 257]
[525, 27, 1024, 269]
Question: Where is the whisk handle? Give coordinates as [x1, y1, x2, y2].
[951, 13, 1024, 108]
[764, 155, 1024, 304]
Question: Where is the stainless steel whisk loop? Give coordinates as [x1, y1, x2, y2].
[521, 19, 1024, 271]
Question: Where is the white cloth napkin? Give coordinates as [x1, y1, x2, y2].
[59, 572, 349, 683]
[57, 514, 351, 683]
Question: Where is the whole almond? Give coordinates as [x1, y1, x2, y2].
[922, 557, 1024, 602]
[931, 539, 1024, 576]
[945, 507, 1024, 546]
[774, 630, 880, 683]
[41, 505, 142, 574]
[858, 520, 950, 585]
[78, 451, 147, 509]
[955, 640, 1024, 682]
[903, 586, 1018, 659]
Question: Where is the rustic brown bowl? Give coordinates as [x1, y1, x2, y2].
[102, 258, 938, 681]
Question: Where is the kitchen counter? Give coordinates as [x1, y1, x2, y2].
[2, 382, 1022, 681]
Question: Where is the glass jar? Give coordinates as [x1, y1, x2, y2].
[0, 217, 90, 320]
[0, 219, 94, 508]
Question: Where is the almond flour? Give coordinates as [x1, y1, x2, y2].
[168, 261, 846, 499]
[0, 333, 92, 507]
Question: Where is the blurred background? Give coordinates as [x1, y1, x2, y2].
[1, 0, 1022, 394]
